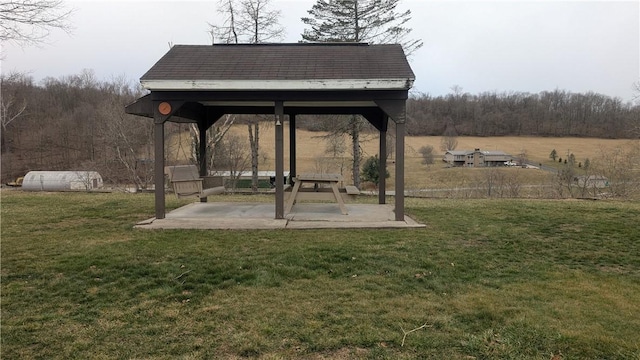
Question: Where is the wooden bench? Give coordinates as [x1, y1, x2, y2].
[165, 165, 225, 199]
[345, 185, 360, 196]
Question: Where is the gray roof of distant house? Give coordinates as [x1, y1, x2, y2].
[446, 150, 511, 156]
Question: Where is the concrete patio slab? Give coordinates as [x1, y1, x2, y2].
[134, 202, 425, 230]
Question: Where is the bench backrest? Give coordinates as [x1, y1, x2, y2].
[166, 165, 200, 182]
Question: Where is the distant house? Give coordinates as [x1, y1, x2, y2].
[444, 149, 512, 167]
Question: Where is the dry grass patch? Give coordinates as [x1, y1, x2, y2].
[168, 126, 636, 197]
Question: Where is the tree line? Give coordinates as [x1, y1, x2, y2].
[3, 70, 638, 185]
[406, 89, 640, 138]
[1, 71, 155, 186]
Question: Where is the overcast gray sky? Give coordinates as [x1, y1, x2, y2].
[1, 0, 638, 101]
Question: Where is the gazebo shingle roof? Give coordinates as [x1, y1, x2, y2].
[128, 42, 413, 222]
[141, 43, 415, 82]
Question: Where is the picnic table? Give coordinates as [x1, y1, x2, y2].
[285, 173, 350, 215]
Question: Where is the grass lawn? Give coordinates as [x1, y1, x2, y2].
[1, 191, 639, 359]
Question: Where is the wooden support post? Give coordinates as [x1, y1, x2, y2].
[289, 114, 296, 179]
[379, 126, 387, 204]
[198, 120, 208, 203]
[395, 120, 405, 221]
[275, 101, 284, 219]
[154, 119, 166, 219]
[374, 99, 408, 221]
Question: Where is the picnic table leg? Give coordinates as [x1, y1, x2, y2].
[285, 180, 302, 214]
[330, 182, 348, 215]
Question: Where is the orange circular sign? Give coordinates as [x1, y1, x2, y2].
[158, 102, 172, 115]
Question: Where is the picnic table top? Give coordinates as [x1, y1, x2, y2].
[296, 173, 342, 182]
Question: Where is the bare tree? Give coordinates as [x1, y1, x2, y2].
[554, 161, 577, 198]
[236, 0, 283, 43]
[632, 80, 640, 138]
[1, 72, 31, 180]
[323, 132, 347, 176]
[210, 0, 283, 192]
[478, 168, 505, 198]
[239, 1, 282, 192]
[97, 79, 154, 190]
[518, 149, 529, 167]
[0, 0, 72, 46]
[218, 133, 250, 191]
[505, 172, 521, 198]
[592, 143, 640, 198]
[418, 145, 434, 166]
[189, 115, 235, 172]
[386, 129, 396, 160]
[209, 0, 238, 44]
[348, 115, 364, 187]
[325, 132, 346, 159]
[247, 117, 260, 191]
[1, 73, 28, 154]
[73, 170, 97, 191]
[439, 123, 458, 151]
[99, 111, 154, 190]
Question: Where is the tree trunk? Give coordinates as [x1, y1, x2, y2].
[349, 115, 362, 188]
[248, 121, 259, 192]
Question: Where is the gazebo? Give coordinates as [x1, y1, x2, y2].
[125, 43, 415, 222]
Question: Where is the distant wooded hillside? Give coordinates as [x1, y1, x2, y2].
[2, 71, 639, 183]
[404, 90, 640, 138]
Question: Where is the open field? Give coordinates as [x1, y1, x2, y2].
[209, 124, 632, 163]
[169, 125, 638, 196]
[172, 125, 634, 170]
[2, 191, 639, 359]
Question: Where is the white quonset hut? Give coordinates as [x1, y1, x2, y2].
[22, 171, 103, 191]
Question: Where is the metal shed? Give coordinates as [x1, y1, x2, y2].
[22, 171, 103, 191]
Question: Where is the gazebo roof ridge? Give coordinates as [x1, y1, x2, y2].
[180, 42, 371, 47]
[140, 42, 415, 91]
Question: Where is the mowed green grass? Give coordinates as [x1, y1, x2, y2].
[1, 191, 639, 359]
